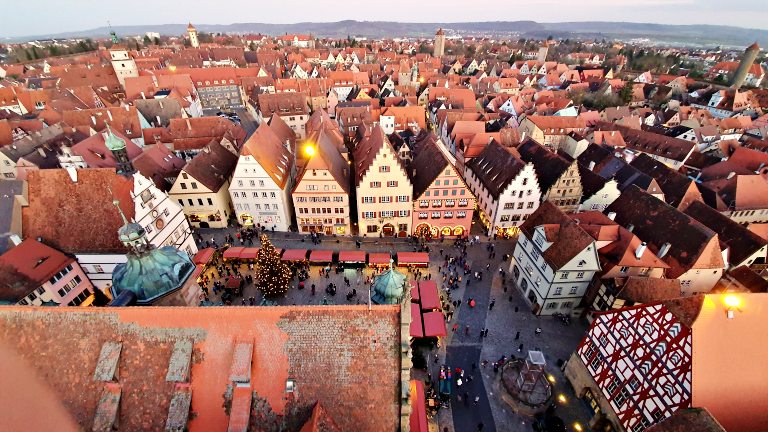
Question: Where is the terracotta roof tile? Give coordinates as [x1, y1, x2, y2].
[22, 168, 134, 254]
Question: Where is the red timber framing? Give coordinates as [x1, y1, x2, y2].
[577, 303, 693, 431]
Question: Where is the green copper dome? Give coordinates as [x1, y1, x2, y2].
[110, 246, 195, 305]
[104, 127, 127, 152]
[371, 264, 406, 305]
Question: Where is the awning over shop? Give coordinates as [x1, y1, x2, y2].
[368, 252, 392, 265]
[309, 249, 334, 263]
[281, 249, 308, 261]
[397, 252, 430, 266]
[422, 311, 447, 337]
[192, 248, 214, 265]
[410, 303, 424, 338]
[223, 246, 244, 259]
[409, 380, 429, 432]
[191, 264, 205, 281]
[239, 248, 259, 259]
[418, 281, 440, 310]
[338, 250, 366, 263]
[410, 280, 419, 302]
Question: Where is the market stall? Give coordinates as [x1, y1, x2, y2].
[368, 252, 393, 269]
[338, 250, 366, 267]
[239, 248, 260, 260]
[281, 249, 308, 262]
[418, 281, 440, 311]
[192, 248, 215, 265]
[309, 249, 334, 264]
[410, 303, 424, 338]
[396, 252, 430, 268]
[223, 246, 245, 260]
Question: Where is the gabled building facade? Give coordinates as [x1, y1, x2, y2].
[354, 125, 413, 237]
[464, 140, 541, 237]
[511, 201, 600, 315]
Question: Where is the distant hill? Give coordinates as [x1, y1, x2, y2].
[5, 20, 766, 48]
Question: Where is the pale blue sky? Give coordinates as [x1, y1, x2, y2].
[1, 0, 766, 38]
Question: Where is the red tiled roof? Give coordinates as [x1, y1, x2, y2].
[22, 169, 134, 254]
[0, 307, 400, 431]
[408, 380, 429, 432]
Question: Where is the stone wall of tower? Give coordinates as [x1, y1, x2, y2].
[731, 45, 760, 89]
[434, 34, 445, 58]
[189, 29, 199, 48]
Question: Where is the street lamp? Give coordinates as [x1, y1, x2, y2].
[303, 143, 316, 157]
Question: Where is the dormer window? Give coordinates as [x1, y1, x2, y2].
[285, 379, 296, 393]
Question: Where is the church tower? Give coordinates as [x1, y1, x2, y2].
[731, 42, 760, 89]
[104, 126, 135, 176]
[187, 23, 199, 48]
[433, 28, 445, 58]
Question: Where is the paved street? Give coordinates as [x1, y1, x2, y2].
[193, 225, 591, 432]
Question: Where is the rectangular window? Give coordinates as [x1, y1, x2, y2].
[517, 202, 524, 209]
[363, 211, 376, 219]
[380, 196, 392, 203]
[569, 286, 578, 295]
[431, 212, 440, 219]
[387, 180, 398, 187]
[554, 287, 562, 295]
[363, 196, 375, 203]
[577, 272, 585, 279]
[207, 198, 213, 206]
[191, 182, 198, 189]
[560, 272, 568, 279]
[420, 200, 429, 207]
[379, 166, 390, 173]
[457, 211, 466, 218]
[370, 181, 381, 188]
[527, 202, 535, 209]
[398, 210, 409, 217]
[546, 302, 558, 309]
[396, 196, 408, 202]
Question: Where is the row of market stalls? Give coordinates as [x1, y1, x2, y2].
[209, 247, 430, 267]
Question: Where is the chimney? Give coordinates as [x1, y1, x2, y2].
[635, 242, 647, 259]
[588, 161, 596, 171]
[726, 171, 736, 180]
[607, 212, 616, 220]
[140, 91, 146, 99]
[657, 242, 671, 259]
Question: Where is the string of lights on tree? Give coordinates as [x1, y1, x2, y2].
[255, 234, 292, 297]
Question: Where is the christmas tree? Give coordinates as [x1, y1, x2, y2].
[255, 234, 292, 297]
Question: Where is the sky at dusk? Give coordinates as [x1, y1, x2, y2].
[1, 0, 767, 37]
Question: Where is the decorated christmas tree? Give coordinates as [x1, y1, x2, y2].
[254, 234, 292, 297]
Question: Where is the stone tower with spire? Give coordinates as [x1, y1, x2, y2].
[731, 42, 761, 89]
[104, 126, 134, 176]
[434, 28, 445, 58]
[187, 23, 199, 48]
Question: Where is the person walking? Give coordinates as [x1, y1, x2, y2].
[515, 331, 520, 340]
[477, 422, 485, 431]
[452, 323, 459, 333]
[465, 325, 470, 336]
[474, 395, 480, 405]
[489, 299, 495, 310]
[484, 329, 489, 337]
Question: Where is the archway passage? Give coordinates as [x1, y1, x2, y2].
[382, 223, 395, 236]
[452, 226, 464, 236]
[415, 223, 431, 238]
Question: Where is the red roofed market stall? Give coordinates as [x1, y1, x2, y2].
[368, 252, 392, 268]
[338, 250, 366, 267]
[397, 252, 430, 268]
[309, 249, 334, 264]
[410, 303, 424, 338]
[239, 248, 259, 259]
[281, 249, 308, 261]
[192, 248, 214, 265]
[223, 246, 245, 260]
[418, 280, 440, 310]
